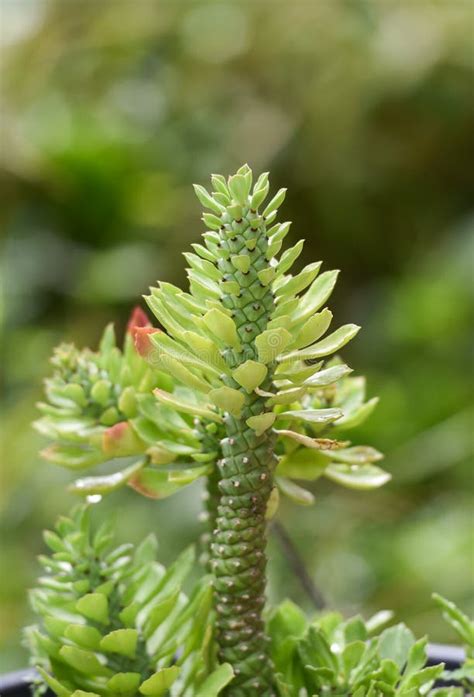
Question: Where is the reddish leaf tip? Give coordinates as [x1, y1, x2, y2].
[133, 326, 160, 358]
[127, 306, 151, 334]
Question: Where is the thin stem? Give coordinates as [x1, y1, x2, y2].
[271, 520, 326, 611]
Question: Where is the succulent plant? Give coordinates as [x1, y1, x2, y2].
[35, 166, 390, 695]
[26, 506, 234, 697]
[432, 594, 474, 692]
[34, 309, 212, 499]
[137, 165, 389, 693]
[268, 600, 461, 697]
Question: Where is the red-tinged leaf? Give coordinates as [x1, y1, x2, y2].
[133, 327, 161, 359]
[127, 468, 184, 499]
[127, 306, 151, 334]
[102, 422, 145, 457]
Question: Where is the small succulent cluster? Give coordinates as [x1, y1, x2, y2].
[34, 310, 214, 500]
[26, 506, 233, 697]
[268, 599, 472, 697]
[273, 358, 386, 505]
[432, 594, 474, 692]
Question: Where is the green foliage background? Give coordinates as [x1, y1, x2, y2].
[1, 0, 473, 671]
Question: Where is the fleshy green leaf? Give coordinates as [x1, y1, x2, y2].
[39, 444, 104, 470]
[277, 448, 328, 480]
[59, 645, 111, 676]
[76, 593, 109, 625]
[275, 262, 321, 300]
[263, 187, 286, 217]
[265, 486, 280, 520]
[275, 240, 305, 277]
[278, 324, 360, 363]
[69, 460, 146, 497]
[378, 624, 415, 670]
[246, 412, 276, 436]
[232, 360, 268, 393]
[107, 673, 141, 696]
[153, 389, 222, 423]
[64, 624, 102, 651]
[258, 267, 275, 286]
[276, 476, 315, 505]
[250, 182, 269, 209]
[202, 309, 241, 349]
[324, 463, 391, 490]
[290, 270, 339, 326]
[181, 331, 229, 373]
[290, 308, 333, 350]
[100, 628, 138, 658]
[128, 468, 188, 499]
[279, 408, 343, 424]
[302, 363, 352, 387]
[209, 386, 245, 416]
[255, 327, 293, 363]
[432, 593, 474, 646]
[330, 446, 384, 465]
[231, 254, 251, 274]
[36, 667, 70, 697]
[228, 174, 251, 205]
[193, 184, 224, 214]
[334, 397, 379, 429]
[195, 663, 234, 697]
[139, 666, 179, 695]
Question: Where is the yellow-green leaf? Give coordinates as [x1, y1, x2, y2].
[291, 308, 333, 350]
[209, 386, 245, 416]
[279, 408, 342, 424]
[324, 463, 391, 490]
[290, 269, 339, 326]
[255, 327, 292, 363]
[246, 413, 276, 436]
[278, 324, 360, 363]
[107, 673, 141, 697]
[203, 309, 241, 349]
[231, 254, 251, 274]
[100, 629, 138, 659]
[76, 593, 109, 625]
[153, 389, 222, 423]
[60, 646, 111, 676]
[69, 460, 146, 497]
[232, 361, 268, 393]
[139, 666, 179, 696]
[276, 476, 315, 505]
[195, 663, 235, 697]
[64, 624, 102, 651]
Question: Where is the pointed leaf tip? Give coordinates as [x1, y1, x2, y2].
[134, 326, 161, 358]
[127, 306, 150, 334]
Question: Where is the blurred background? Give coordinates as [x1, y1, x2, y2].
[1, 0, 473, 671]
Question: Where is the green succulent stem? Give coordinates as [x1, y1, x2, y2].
[210, 200, 278, 695]
[201, 463, 220, 566]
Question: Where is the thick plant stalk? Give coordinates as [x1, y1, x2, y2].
[140, 165, 387, 693]
[201, 460, 221, 567]
[210, 196, 278, 694]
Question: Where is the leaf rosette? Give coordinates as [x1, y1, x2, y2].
[34, 309, 215, 499]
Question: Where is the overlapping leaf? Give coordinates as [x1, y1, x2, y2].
[26, 507, 233, 697]
[268, 601, 450, 697]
